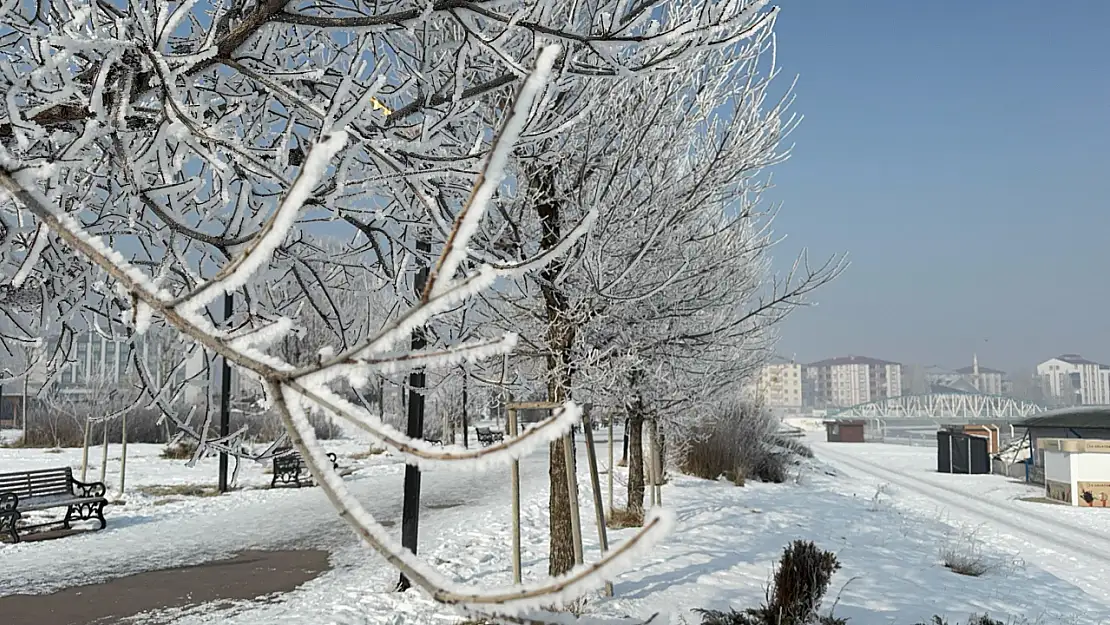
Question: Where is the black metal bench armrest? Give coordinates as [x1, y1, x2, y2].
[70, 478, 107, 498]
[326, 452, 338, 470]
[0, 491, 18, 511]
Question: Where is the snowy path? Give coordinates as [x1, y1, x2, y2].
[0, 447, 554, 597]
[815, 441, 1110, 607]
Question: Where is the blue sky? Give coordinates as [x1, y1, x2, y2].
[765, 1, 1109, 372]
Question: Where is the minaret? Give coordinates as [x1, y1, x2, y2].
[972, 353, 980, 391]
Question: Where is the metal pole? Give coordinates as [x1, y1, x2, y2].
[218, 292, 232, 493]
[397, 235, 430, 592]
[581, 410, 613, 596]
[562, 431, 584, 566]
[509, 407, 521, 584]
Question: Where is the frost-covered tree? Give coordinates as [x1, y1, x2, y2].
[476, 10, 843, 522]
[0, 0, 782, 611]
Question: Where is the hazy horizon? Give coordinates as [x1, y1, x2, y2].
[762, 1, 1109, 372]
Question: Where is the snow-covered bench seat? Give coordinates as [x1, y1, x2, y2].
[0, 467, 107, 543]
[270, 449, 339, 489]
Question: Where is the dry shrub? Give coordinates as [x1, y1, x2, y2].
[161, 440, 198, 459]
[14, 400, 341, 450]
[679, 403, 807, 485]
[349, 446, 387, 460]
[941, 547, 990, 577]
[606, 507, 645, 529]
[918, 616, 1006, 625]
[940, 530, 992, 577]
[696, 540, 843, 625]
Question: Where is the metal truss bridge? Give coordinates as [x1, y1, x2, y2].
[826, 393, 1046, 422]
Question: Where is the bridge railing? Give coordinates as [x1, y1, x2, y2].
[862, 417, 1024, 447]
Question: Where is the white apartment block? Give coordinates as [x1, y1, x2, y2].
[804, 356, 903, 408]
[828, 362, 870, 406]
[751, 360, 803, 411]
[1037, 354, 1110, 405]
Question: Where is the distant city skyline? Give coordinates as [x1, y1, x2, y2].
[761, 1, 1110, 368]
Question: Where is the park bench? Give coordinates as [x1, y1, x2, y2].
[270, 449, 339, 489]
[475, 427, 504, 447]
[0, 467, 108, 543]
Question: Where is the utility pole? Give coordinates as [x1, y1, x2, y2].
[397, 237, 430, 592]
[218, 292, 233, 493]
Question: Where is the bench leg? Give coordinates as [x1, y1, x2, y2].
[0, 510, 19, 543]
[65, 500, 108, 531]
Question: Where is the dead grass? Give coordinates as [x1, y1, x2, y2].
[940, 532, 992, 577]
[606, 506, 644, 529]
[349, 447, 387, 460]
[137, 485, 221, 498]
[160, 442, 197, 460]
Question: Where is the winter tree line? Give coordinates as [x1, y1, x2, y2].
[0, 0, 842, 612]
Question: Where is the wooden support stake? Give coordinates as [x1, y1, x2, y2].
[607, 413, 614, 514]
[650, 418, 663, 507]
[581, 410, 613, 596]
[562, 431, 585, 566]
[509, 407, 521, 584]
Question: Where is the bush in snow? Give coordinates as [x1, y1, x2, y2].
[939, 529, 993, 577]
[695, 540, 844, 625]
[160, 440, 198, 460]
[606, 506, 645, 529]
[917, 616, 1006, 625]
[678, 402, 807, 486]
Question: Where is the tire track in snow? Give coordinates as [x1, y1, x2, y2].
[815, 443, 1110, 561]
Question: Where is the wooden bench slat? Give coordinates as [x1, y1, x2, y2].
[0, 474, 71, 484]
[0, 470, 72, 479]
[2, 475, 71, 484]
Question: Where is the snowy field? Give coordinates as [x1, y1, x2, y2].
[2, 434, 1109, 624]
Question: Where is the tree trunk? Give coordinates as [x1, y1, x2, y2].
[626, 406, 645, 514]
[81, 418, 91, 481]
[546, 365, 575, 577]
[532, 161, 577, 577]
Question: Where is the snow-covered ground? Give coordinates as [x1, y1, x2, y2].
[815, 440, 1110, 615]
[3, 434, 1109, 624]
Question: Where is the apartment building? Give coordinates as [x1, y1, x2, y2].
[749, 358, 803, 413]
[804, 355, 903, 408]
[1037, 354, 1110, 405]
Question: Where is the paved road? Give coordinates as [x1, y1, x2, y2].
[0, 550, 330, 625]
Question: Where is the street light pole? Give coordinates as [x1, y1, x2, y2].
[218, 292, 233, 493]
[396, 236, 430, 592]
